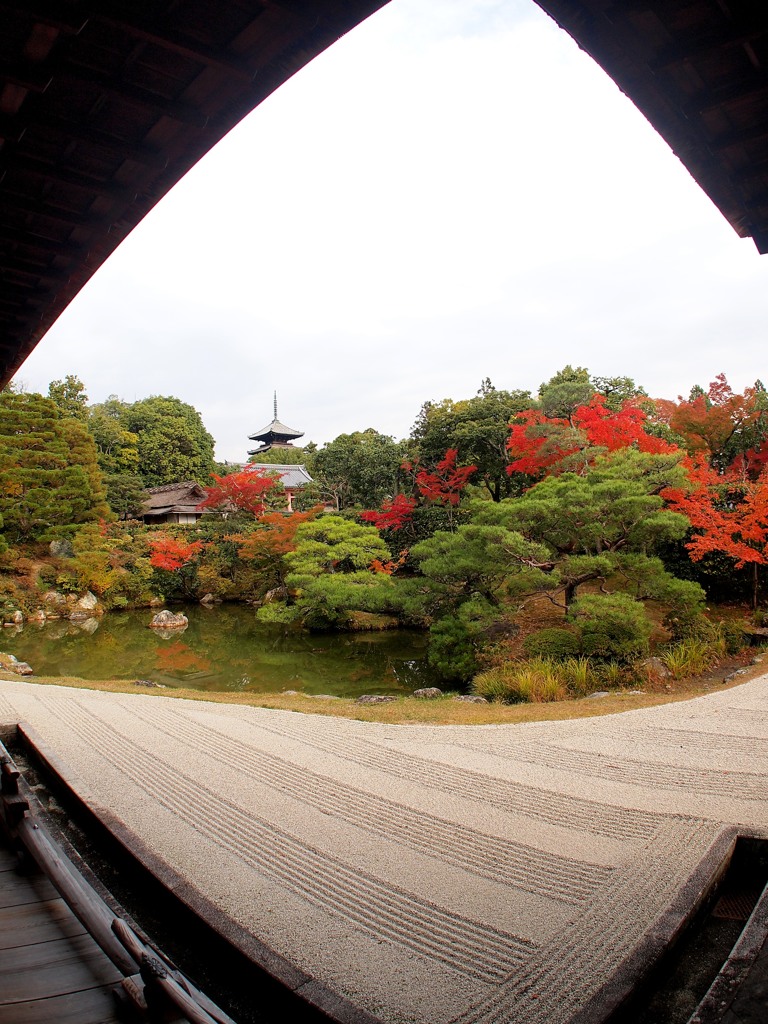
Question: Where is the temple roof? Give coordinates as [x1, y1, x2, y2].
[250, 464, 313, 489]
[247, 393, 304, 453]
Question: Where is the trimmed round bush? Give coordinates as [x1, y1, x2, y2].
[523, 627, 580, 660]
[568, 592, 653, 661]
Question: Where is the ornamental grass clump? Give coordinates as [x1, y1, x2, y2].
[661, 637, 722, 680]
[472, 658, 566, 704]
[557, 656, 597, 697]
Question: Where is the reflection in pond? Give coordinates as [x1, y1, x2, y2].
[1, 605, 441, 698]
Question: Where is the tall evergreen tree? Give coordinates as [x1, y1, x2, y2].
[0, 391, 109, 543]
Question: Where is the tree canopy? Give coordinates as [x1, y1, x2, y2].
[312, 429, 407, 509]
[411, 379, 533, 501]
[0, 391, 109, 543]
[122, 395, 215, 487]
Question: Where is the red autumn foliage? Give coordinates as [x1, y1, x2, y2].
[361, 450, 476, 533]
[506, 396, 676, 478]
[360, 494, 417, 531]
[148, 536, 205, 571]
[198, 467, 282, 516]
[414, 448, 477, 506]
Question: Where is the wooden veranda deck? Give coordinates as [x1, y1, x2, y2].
[0, 842, 122, 1024]
[0, 741, 236, 1024]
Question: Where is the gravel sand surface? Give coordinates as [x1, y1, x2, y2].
[1, 677, 767, 1024]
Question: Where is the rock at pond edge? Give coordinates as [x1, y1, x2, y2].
[412, 687, 443, 699]
[149, 610, 189, 631]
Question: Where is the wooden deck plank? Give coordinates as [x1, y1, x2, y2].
[0, 984, 121, 1024]
[0, 847, 18, 871]
[0, 897, 86, 948]
[0, 932, 122, 1003]
[0, 869, 58, 909]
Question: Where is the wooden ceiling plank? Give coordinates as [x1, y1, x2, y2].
[0, 2, 88, 34]
[12, 109, 169, 169]
[94, 13, 256, 83]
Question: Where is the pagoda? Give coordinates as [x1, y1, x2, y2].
[247, 393, 304, 455]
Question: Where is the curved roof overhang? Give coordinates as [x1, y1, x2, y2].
[2, 1, 768, 385]
[536, 0, 768, 255]
[0, 0, 389, 384]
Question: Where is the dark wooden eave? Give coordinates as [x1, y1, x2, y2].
[2, 0, 768, 387]
[534, 0, 768, 254]
[0, 0, 389, 384]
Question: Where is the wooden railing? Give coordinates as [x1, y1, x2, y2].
[0, 740, 237, 1024]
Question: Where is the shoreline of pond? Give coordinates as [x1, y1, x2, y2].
[0, 602, 443, 699]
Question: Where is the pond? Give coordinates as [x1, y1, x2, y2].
[0, 605, 442, 698]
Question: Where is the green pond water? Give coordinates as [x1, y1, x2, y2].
[0, 605, 442, 697]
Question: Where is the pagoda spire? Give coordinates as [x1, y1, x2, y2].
[274, 391, 278, 420]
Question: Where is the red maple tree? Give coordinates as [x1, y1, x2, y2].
[148, 536, 205, 571]
[663, 456, 768, 607]
[507, 396, 676, 478]
[653, 374, 767, 469]
[197, 467, 282, 517]
[361, 450, 477, 534]
[360, 494, 417, 531]
[414, 448, 477, 506]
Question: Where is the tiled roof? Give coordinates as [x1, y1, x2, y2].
[250, 464, 313, 489]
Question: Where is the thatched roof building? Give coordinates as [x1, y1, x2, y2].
[142, 481, 209, 525]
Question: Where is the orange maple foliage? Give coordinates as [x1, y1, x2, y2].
[148, 536, 205, 571]
[369, 550, 409, 575]
[232, 506, 323, 563]
[664, 457, 768, 570]
[656, 374, 766, 466]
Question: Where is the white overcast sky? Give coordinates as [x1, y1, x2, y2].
[13, 0, 768, 462]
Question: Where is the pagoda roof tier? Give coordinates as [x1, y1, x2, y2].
[248, 417, 304, 444]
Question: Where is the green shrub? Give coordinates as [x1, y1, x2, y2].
[523, 628, 580, 660]
[663, 608, 716, 642]
[569, 593, 653, 660]
[427, 616, 480, 682]
[255, 602, 302, 626]
[715, 619, 748, 655]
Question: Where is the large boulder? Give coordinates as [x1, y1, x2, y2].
[412, 687, 443, 700]
[355, 695, 397, 705]
[49, 538, 74, 558]
[149, 609, 189, 631]
[42, 591, 69, 618]
[0, 653, 33, 675]
[70, 591, 103, 621]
